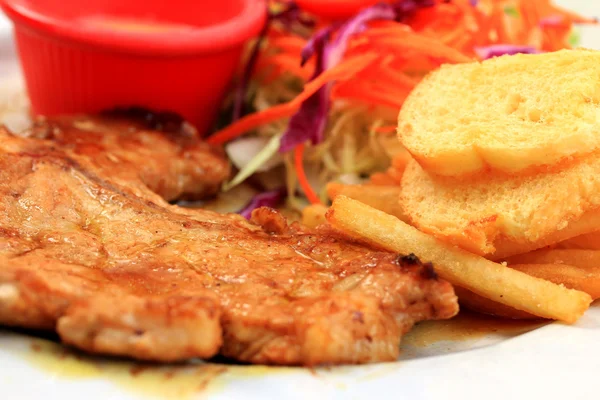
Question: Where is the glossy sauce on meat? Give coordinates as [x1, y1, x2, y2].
[0, 116, 458, 366]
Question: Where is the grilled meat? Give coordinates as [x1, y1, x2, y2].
[20, 110, 230, 201]
[0, 118, 457, 365]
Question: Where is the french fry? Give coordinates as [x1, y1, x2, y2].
[391, 150, 411, 171]
[458, 259, 600, 315]
[327, 196, 592, 323]
[368, 150, 411, 186]
[461, 256, 600, 314]
[454, 286, 539, 320]
[454, 264, 600, 319]
[509, 263, 600, 300]
[301, 204, 328, 228]
[505, 248, 600, 270]
[326, 183, 408, 222]
[556, 231, 600, 250]
[369, 172, 398, 186]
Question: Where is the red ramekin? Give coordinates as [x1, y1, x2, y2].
[0, 0, 266, 134]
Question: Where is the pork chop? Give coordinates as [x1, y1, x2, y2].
[19, 109, 230, 201]
[0, 118, 458, 366]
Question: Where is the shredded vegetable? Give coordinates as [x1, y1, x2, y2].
[474, 44, 539, 59]
[239, 188, 287, 219]
[225, 136, 283, 173]
[279, 26, 331, 152]
[232, 2, 314, 121]
[294, 143, 322, 205]
[209, 52, 379, 145]
[223, 133, 283, 191]
[212, 0, 594, 211]
[280, 3, 402, 152]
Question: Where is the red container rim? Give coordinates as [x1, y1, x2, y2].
[0, 0, 267, 56]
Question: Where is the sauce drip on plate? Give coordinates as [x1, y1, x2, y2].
[11, 311, 550, 397]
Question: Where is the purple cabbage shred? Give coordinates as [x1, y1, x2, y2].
[474, 45, 540, 60]
[279, 3, 406, 152]
[232, 0, 436, 152]
[279, 26, 332, 152]
[232, 2, 314, 122]
[539, 15, 564, 27]
[393, 1, 436, 22]
[238, 188, 287, 219]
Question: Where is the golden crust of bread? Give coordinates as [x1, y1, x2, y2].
[398, 49, 600, 177]
[491, 210, 600, 259]
[400, 155, 600, 257]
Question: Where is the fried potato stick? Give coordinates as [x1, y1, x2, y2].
[327, 183, 407, 222]
[327, 196, 591, 323]
[301, 204, 328, 228]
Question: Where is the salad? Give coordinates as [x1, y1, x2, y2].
[208, 0, 593, 215]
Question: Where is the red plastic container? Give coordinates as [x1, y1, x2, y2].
[0, 0, 266, 134]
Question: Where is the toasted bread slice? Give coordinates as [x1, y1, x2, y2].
[400, 156, 600, 258]
[398, 49, 600, 177]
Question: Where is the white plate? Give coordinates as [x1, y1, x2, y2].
[1, 305, 599, 400]
[1, 2, 600, 399]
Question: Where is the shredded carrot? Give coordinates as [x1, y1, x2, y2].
[552, 6, 597, 25]
[491, 3, 512, 44]
[269, 36, 308, 53]
[220, 0, 592, 147]
[387, 164, 405, 183]
[374, 125, 397, 134]
[364, 30, 472, 63]
[208, 52, 379, 145]
[392, 152, 411, 171]
[256, 53, 313, 81]
[370, 66, 419, 88]
[208, 103, 297, 145]
[294, 144, 322, 205]
[541, 25, 572, 51]
[332, 87, 403, 110]
[369, 172, 398, 186]
[332, 80, 411, 110]
[213, 0, 594, 205]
